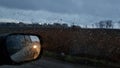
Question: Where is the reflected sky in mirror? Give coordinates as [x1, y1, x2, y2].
[30, 36, 40, 42]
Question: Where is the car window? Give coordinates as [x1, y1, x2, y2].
[0, 0, 120, 68]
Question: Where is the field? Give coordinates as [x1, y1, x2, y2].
[1, 27, 120, 67]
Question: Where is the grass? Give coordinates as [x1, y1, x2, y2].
[42, 51, 120, 68]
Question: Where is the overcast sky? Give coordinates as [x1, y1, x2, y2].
[0, 0, 120, 26]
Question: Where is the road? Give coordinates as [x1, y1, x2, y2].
[0, 57, 103, 68]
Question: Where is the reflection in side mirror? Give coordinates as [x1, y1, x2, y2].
[6, 35, 41, 63]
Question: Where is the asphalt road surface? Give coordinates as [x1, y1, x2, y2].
[0, 57, 102, 68]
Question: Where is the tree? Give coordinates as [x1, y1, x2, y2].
[118, 21, 120, 28]
[105, 20, 113, 28]
[98, 21, 105, 28]
[96, 20, 113, 28]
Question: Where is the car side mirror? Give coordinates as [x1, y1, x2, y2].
[0, 33, 43, 65]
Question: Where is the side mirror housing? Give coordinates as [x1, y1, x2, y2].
[0, 33, 43, 65]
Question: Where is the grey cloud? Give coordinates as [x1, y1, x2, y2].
[0, 0, 120, 18]
[81, 0, 120, 18]
[0, 0, 78, 13]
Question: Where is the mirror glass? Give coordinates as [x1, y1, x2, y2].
[6, 35, 41, 63]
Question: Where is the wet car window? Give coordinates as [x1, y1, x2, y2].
[0, 0, 120, 68]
